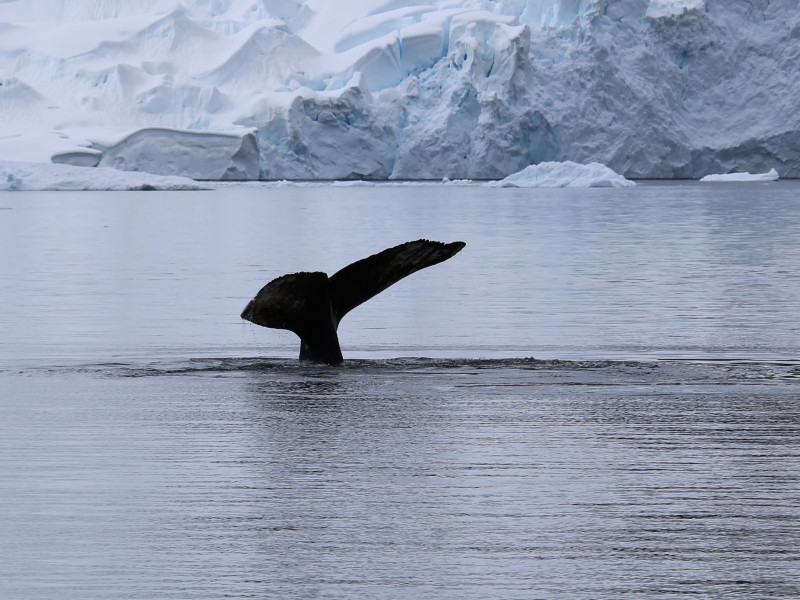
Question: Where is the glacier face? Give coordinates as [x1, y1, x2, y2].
[0, 0, 797, 179]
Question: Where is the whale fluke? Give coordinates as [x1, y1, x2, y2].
[241, 239, 466, 364]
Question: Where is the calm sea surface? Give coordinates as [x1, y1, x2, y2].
[1, 182, 799, 599]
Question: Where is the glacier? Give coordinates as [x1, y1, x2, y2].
[0, 0, 797, 181]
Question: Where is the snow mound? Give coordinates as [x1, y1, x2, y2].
[700, 169, 779, 183]
[0, 162, 206, 191]
[496, 162, 635, 188]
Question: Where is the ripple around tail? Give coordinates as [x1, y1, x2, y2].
[28, 355, 800, 386]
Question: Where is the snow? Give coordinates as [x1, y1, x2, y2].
[496, 161, 635, 188]
[646, 0, 706, 19]
[0, 161, 206, 191]
[700, 169, 780, 183]
[0, 0, 797, 181]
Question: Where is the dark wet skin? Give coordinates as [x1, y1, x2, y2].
[241, 239, 466, 364]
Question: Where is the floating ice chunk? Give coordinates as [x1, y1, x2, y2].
[495, 161, 635, 188]
[700, 169, 779, 182]
[331, 180, 372, 186]
[0, 161, 207, 191]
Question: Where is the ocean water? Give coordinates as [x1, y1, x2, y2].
[1, 182, 799, 599]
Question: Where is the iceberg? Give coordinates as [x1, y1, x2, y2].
[0, 1, 798, 181]
[700, 169, 780, 183]
[0, 161, 206, 191]
[496, 161, 635, 188]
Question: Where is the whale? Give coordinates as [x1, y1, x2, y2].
[240, 239, 466, 364]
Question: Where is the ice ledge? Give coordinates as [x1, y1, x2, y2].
[88, 128, 260, 181]
[1, 161, 207, 191]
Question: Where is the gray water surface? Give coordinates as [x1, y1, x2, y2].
[2, 181, 800, 364]
[1, 183, 799, 599]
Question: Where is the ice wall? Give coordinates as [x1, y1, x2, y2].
[525, 0, 800, 178]
[0, 0, 797, 179]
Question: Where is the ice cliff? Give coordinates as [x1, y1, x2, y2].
[1, 0, 797, 180]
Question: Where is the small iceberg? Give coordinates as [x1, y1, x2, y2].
[700, 169, 779, 182]
[494, 161, 635, 188]
[0, 161, 208, 191]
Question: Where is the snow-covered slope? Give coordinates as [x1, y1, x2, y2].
[1, 0, 797, 180]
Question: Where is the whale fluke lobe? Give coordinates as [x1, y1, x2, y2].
[240, 271, 343, 364]
[329, 240, 466, 319]
[241, 239, 466, 364]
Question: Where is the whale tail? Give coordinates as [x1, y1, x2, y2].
[241, 239, 466, 364]
[240, 271, 344, 364]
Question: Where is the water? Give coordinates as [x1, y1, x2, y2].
[1, 182, 799, 599]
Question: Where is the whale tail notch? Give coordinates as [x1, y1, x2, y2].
[241, 239, 466, 364]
